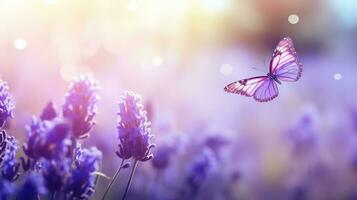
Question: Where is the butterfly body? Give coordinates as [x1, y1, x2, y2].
[224, 37, 302, 102]
[267, 72, 282, 85]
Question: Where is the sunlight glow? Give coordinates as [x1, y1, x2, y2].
[44, 0, 57, 5]
[200, 0, 231, 12]
[152, 57, 163, 67]
[14, 39, 28, 50]
[220, 64, 233, 76]
[128, 1, 138, 12]
[60, 66, 78, 81]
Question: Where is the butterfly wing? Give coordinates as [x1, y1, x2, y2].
[270, 37, 302, 82]
[224, 76, 268, 97]
[253, 79, 279, 102]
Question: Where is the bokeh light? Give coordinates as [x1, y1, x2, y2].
[220, 64, 233, 76]
[14, 39, 27, 50]
[334, 73, 342, 80]
[152, 56, 163, 67]
[288, 14, 300, 24]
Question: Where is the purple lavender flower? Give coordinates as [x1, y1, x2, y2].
[63, 74, 99, 139]
[23, 118, 72, 161]
[185, 149, 215, 196]
[16, 173, 47, 200]
[289, 184, 309, 200]
[151, 144, 175, 170]
[286, 114, 317, 155]
[41, 158, 71, 193]
[0, 80, 14, 128]
[204, 134, 229, 160]
[116, 91, 154, 161]
[1, 135, 20, 182]
[65, 147, 102, 199]
[0, 179, 15, 199]
[40, 101, 58, 121]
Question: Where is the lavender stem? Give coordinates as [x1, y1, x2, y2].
[101, 159, 125, 200]
[122, 160, 139, 200]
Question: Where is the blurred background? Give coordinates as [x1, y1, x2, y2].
[1, 0, 357, 199]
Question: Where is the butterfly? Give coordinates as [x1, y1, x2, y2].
[224, 37, 303, 102]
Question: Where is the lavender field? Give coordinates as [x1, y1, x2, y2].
[0, 0, 357, 199]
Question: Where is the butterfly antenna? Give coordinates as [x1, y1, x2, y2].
[251, 66, 264, 73]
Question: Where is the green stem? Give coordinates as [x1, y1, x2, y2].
[101, 159, 125, 200]
[122, 160, 139, 200]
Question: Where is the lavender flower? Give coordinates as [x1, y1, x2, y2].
[65, 147, 102, 199]
[41, 158, 71, 193]
[23, 118, 72, 161]
[286, 114, 317, 155]
[63, 74, 99, 139]
[151, 144, 175, 170]
[289, 184, 309, 200]
[0, 80, 14, 128]
[40, 101, 58, 121]
[16, 173, 47, 200]
[185, 149, 215, 196]
[204, 135, 229, 160]
[116, 91, 154, 161]
[0, 179, 15, 199]
[1, 135, 20, 182]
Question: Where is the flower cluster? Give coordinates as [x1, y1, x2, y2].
[65, 147, 102, 199]
[63, 75, 99, 139]
[23, 117, 72, 161]
[19, 75, 102, 199]
[41, 159, 71, 193]
[0, 80, 14, 128]
[0, 76, 160, 200]
[116, 91, 154, 161]
[16, 173, 47, 200]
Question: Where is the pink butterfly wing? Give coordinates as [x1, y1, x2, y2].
[224, 76, 268, 97]
[270, 37, 303, 82]
[253, 79, 279, 102]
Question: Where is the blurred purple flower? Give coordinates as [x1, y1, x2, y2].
[185, 149, 215, 196]
[41, 158, 71, 193]
[116, 91, 154, 161]
[1, 135, 20, 182]
[16, 173, 47, 200]
[23, 118, 72, 161]
[63, 74, 99, 139]
[204, 134, 229, 159]
[40, 101, 58, 121]
[0, 179, 15, 199]
[286, 114, 317, 155]
[0, 80, 14, 128]
[65, 147, 102, 199]
[289, 184, 309, 200]
[151, 144, 175, 170]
